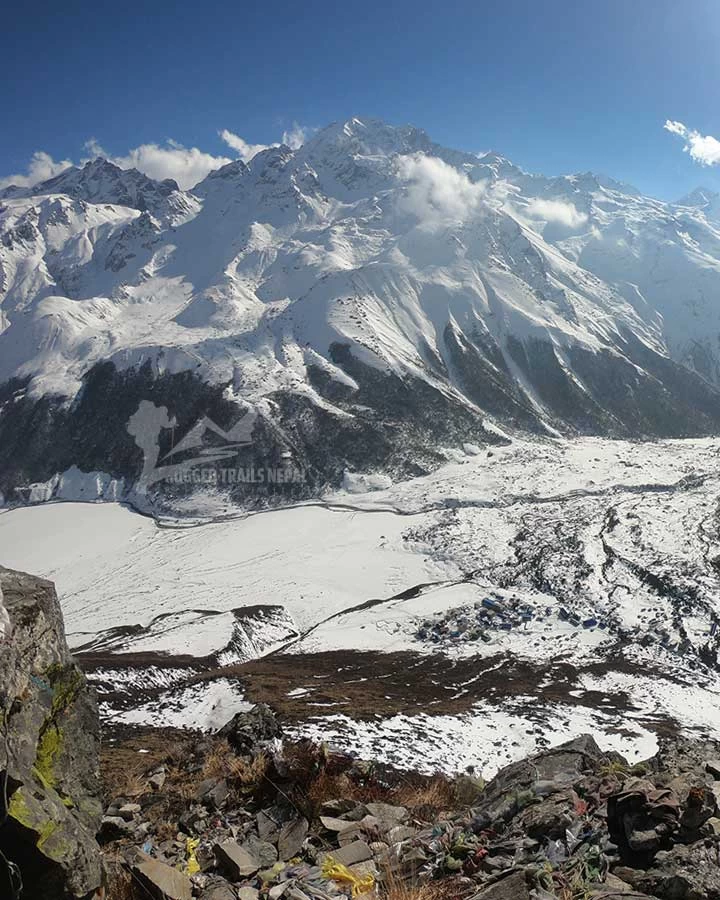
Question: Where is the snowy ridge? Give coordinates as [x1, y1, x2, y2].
[3, 118, 720, 506]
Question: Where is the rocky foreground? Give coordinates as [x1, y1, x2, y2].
[97, 714, 720, 900]
[6, 566, 720, 899]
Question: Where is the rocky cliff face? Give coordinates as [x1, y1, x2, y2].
[0, 566, 103, 899]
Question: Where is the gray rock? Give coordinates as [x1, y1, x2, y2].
[706, 759, 720, 779]
[623, 841, 720, 897]
[99, 815, 135, 839]
[321, 799, 363, 817]
[472, 871, 530, 900]
[132, 856, 193, 900]
[214, 840, 261, 879]
[318, 840, 373, 867]
[199, 876, 239, 900]
[278, 817, 309, 860]
[454, 773, 485, 806]
[0, 567, 103, 900]
[365, 802, 408, 824]
[387, 825, 417, 845]
[238, 887, 260, 900]
[149, 770, 167, 791]
[218, 703, 282, 754]
[243, 834, 278, 868]
[237, 889, 260, 900]
[320, 815, 358, 832]
[118, 802, 142, 820]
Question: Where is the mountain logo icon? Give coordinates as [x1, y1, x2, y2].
[127, 400, 257, 490]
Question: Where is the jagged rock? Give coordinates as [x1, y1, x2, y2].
[517, 789, 578, 839]
[607, 779, 680, 858]
[243, 834, 278, 868]
[218, 703, 281, 754]
[149, 769, 166, 791]
[0, 566, 102, 899]
[277, 817, 308, 860]
[387, 825, 417, 845]
[320, 815, 356, 832]
[472, 870, 530, 899]
[237, 889, 260, 900]
[132, 855, 193, 900]
[118, 802, 142, 821]
[214, 840, 261, 878]
[365, 802, 408, 824]
[473, 735, 609, 829]
[628, 842, 720, 898]
[320, 799, 362, 817]
[319, 840, 373, 867]
[99, 815, 135, 840]
[199, 876, 239, 900]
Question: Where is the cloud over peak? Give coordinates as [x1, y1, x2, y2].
[1, 122, 314, 192]
[664, 120, 720, 167]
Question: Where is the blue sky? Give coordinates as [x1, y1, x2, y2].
[4, 0, 720, 199]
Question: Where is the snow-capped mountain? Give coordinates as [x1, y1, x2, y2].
[677, 186, 720, 223]
[0, 157, 199, 224]
[3, 117, 720, 509]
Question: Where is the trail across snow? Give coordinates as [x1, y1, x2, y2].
[4, 434, 720, 773]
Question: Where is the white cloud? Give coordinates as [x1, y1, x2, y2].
[664, 120, 720, 167]
[108, 142, 232, 189]
[2, 122, 313, 194]
[282, 122, 310, 150]
[219, 122, 312, 160]
[219, 129, 270, 162]
[396, 153, 488, 225]
[0, 151, 74, 190]
[524, 198, 588, 228]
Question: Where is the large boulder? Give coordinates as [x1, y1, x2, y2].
[217, 702, 282, 753]
[0, 566, 103, 899]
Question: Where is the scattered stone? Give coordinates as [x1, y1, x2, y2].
[365, 802, 408, 823]
[243, 835, 278, 868]
[149, 770, 166, 791]
[237, 889, 260, 900]
[118, 802, 142, 821]
[278, 817, 309, 860]
[199, 876, 238, 900]
[99, 815, 135, 840]
[319, 840, 373, 867]
[218, 703, 282, 754]
[472, 871, 530, 900]
[214, 840, 261, 879]
[387, 825, 417, 845]
[319, 815, 357, 832]
[132, 856, 193, 900]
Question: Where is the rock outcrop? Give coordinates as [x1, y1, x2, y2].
[0, 566, 103, 899]
[98, 713, 720, 900]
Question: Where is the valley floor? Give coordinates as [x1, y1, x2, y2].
[3, 435, 720, 776]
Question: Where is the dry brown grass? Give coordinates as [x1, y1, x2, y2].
[107, 766, 148, 801]
[380, 868, 468, 900]
[393, 775, 455, 820]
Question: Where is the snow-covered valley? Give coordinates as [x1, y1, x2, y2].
[4, 435, 720, 777]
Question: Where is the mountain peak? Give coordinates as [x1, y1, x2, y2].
[676, 186, 720, 221]
[303, 117, 433, 158]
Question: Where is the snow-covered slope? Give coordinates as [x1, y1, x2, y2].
[4, 437, 720, 773]
[3, 118, 720, 510]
